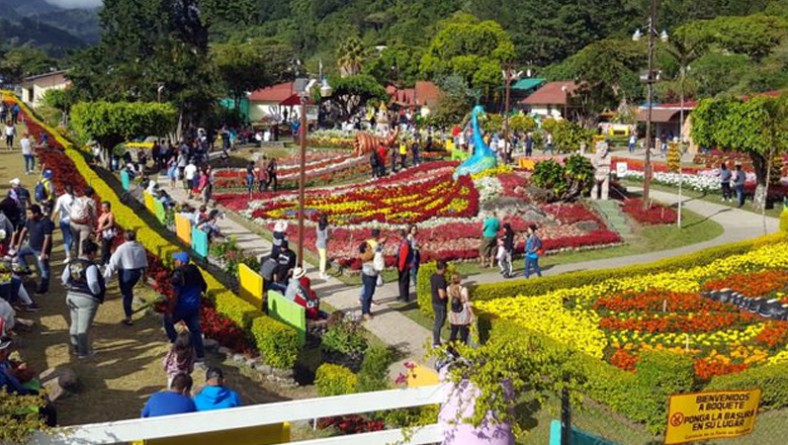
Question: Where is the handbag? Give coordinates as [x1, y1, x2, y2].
[376, 275, 384, 287]
[373, 251, 385, 272]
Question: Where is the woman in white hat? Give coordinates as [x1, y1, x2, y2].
[272, 221, 288, 257]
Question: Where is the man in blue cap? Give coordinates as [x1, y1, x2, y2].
[35, 169, 55, 213]
[164, 252, 207, 367]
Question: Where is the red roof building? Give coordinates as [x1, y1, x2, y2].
[387, 81, 442, 110]
[249, 82, 297, 103]
[520, 81, 578, 119]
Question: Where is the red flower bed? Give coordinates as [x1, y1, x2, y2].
[594, 291, 738, 313]
[599, 312, 760, 333]
[754, 322, 788, 349]
[610, 348, 639, 372]
[621, 198, 677, 225]
[317, 415, 385, 434]
[694, 358, 749, 381]
[703, 270, 788, 297]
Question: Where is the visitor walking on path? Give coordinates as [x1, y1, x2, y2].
[69, 187, 97, 261]
[733, 164, 746, 208]
[498, 223, 515, 278]
[718, 163, 732, 202]
[480, 212, 500, 268]
[104, 230, 148, 326]
[524, 225, 543, 279]
[164, 252, 207, 367]
[396, 228, 413, 302]
[141, 373, 196, 418]
[62, 239, 106, 359]
[196, 167, 212, 206]
[544, 132, 554, 155]
[431, 261, 448, 348]
[315, 215, 330, 280]
[163, 331, 195, 388]
[34, 169, 55, 211]
[266, 158, 278, 191]
[448, 273, 474, 345]
[20, 133, 34, 174]
[408, 225, 420, 287]
[95, 201, 116, 266]
[52, 186, 74, 263]
[14, 204, 54, 294]
[4, 122, 15, 150]
[359, 242, 378, 321]
[193, 367, 242, 411]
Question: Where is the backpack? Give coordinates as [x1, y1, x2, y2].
[34, 180, 50, 202]
[69, 197, 92, 224]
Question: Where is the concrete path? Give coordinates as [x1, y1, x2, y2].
[153, 169, 779, 376]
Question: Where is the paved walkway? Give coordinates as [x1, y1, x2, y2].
[153, 166, 779, 376]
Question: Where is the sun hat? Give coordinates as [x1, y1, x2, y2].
[274, 221, 288, 232]
[292, 267, 306, 279]
[9, 178, 20, 186]
[173, 252, 190, 264]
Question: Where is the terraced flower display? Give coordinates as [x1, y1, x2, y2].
[214, 161, 621, 268]
[476, 241, 788, 379]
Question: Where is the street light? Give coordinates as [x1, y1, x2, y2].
[632, 0, 666, 210]
[561, 85, 570, 120]
[296, 77, 332, 267]
[501, 64, 523, 161]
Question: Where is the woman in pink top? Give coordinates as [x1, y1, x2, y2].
[163, 331, 195, 388]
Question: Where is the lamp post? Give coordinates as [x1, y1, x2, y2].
[561, 85, 569, 120]
[502, 64, 523, 160]
[296, 78, 332, 267]
[677, 64, 689, 228]
[633, 0, 668, 210]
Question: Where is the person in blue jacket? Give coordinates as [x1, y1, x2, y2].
[141, 373, 196, 418]
[163, 252, 206, 366]
[193, 367, 241, 411]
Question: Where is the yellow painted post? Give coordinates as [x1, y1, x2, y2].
[144, 192, 156, 213]
[174, 214, 192, 245]
[135, 423, 290, 445]
[238, 263, 264, 305]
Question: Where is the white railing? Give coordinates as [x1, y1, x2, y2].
[29, 384, 446, 445]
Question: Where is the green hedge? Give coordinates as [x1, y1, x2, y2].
[251, 316, 300, 369]
[708, 363, 788, 411]
[315, 363, 358, 396]
[356, 346, 393, 392]
[470, 233, 785, 303]
[416, 261, 457, 318]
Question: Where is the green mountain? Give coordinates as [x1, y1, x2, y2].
[0, 0, 100, 53]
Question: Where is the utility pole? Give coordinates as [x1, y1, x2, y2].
[642, 0, 659, 210]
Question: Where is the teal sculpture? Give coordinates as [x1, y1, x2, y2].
[454, 105, 497, 179]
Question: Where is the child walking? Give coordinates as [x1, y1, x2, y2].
[163, 331, 195, 388]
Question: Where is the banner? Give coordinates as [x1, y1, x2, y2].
[665, 389, 760, 445]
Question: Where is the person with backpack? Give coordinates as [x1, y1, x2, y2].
[34, 169, 55, 210]
[396, 228, 413, 302]
[447, 273, 474, 345]
[524, 225, 543, 279]
[164, 252, 207, 367]
[13, 204, 54, 294]
[10, 104, 20, 125]
[62, 240, 105, 359]
[68, 187, 97, 261]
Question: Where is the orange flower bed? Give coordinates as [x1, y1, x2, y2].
[703, 270, 788, 297]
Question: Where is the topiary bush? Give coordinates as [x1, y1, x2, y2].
[356, 346, 393, 392]
[322, 318, 369, 372]
[251, 316, 300, 369]
[315, 364, 358, 396]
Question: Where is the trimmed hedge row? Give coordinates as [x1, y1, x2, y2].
[416, 232, 786, 313]
[416, 261, 457, 318]
[315, 363, 358, 396]
[9, 92, 301, 370]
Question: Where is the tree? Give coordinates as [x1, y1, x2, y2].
[41, 87, 79, 125]
[544, 38, 646, 118]
[542, 118, 596, 153]
[0, 46, 57, 84]
[430, 75, 475, 127]
[337, 34, 366, 77]
[326, 74, 388, 120]
[675, 14, 788, 61]
[689, 53, 753, 98]
[213, 41, 294, 110]
[420, 13, 514, 100]
[363, 45, 424, 87]
[71, 101, 177, 167]
[691, 95, 788, 208]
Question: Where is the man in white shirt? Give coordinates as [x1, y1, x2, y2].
[184, 160, 198, 197]
[52, 185, 75, 263]
[4, 124, 15, 150]
[20, 133, 34, 174]
[104, 230, 148, 325]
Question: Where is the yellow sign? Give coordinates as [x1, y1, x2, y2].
[665, 389, 761, 445]
[238, 263, 264, 304]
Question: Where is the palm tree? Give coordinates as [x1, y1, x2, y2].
[337, 35, 365, 77]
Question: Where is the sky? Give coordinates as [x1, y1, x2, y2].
[44, 0, 102, 8]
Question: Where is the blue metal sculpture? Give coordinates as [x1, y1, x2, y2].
[454, 105, 497, 179]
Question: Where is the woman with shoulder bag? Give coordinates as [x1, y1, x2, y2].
[448, 273, 473, 344]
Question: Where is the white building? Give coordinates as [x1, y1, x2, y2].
[19, 71, 70, 108]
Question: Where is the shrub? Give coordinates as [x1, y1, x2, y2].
[356, 346, 393, 392]
[633, 350, 696, 431]
[0, 392, 47, 444]
[416, 261, 456, 317]
[251, 316, 300, 369]
[315, 364, 358, 396]
[708, 364, 788, 411]
[321, 318, 368, 358]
